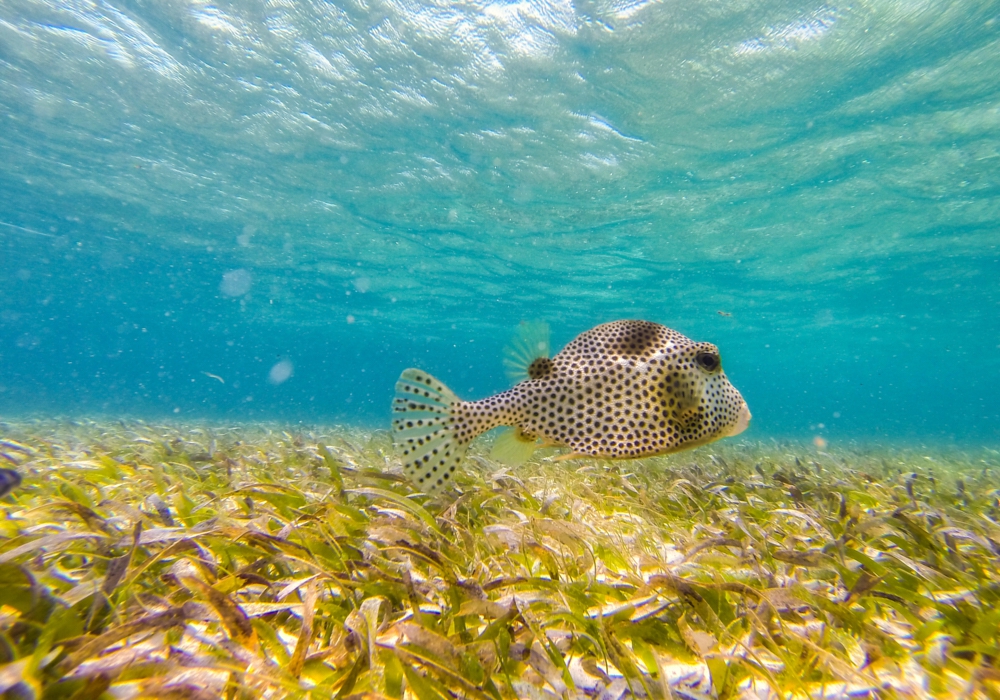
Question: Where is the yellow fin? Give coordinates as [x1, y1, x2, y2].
[502, 320, 550, 384]
[489, 428, 539, 466]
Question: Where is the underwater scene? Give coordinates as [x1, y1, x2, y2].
[2, 0, 1000, 697]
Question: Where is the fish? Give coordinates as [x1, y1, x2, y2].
[0, 468, 22, 497]
[391, 319, 751, 493]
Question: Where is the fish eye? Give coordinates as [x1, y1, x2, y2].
[695, 352, 720, 372]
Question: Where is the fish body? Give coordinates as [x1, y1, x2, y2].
[392, 320, 750, 493]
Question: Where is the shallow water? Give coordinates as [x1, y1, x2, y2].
[1, 0, 999, 446]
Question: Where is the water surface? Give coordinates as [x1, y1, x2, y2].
[1, 0, 998, 444]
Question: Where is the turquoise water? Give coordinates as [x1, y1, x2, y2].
[1, 0, 998, 445]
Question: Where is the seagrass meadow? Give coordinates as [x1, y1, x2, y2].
[0, 422, 998, 700]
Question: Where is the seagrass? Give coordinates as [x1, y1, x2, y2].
[0, 420, 998, 699]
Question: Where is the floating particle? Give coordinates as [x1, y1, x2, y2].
[237, 225, 255, 247]
[268, 359, 294, 385]
[220, 269, 252, 297]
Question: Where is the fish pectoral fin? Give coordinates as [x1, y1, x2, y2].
[489, 427, 540, 466]
[679, 406, 701, 430]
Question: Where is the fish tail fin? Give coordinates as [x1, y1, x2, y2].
[392, 369, 468, 493]
[489, 427, 539, 466]
[502, 320, 551, 384]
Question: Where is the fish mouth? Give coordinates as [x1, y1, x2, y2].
[724, 402, 751, 437]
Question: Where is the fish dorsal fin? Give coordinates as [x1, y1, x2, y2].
[502, 320, 550, 384]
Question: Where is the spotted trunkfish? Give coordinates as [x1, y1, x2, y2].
[392, 319, 751, 493]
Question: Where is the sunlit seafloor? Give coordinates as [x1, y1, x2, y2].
[2, 421, 1000, 698]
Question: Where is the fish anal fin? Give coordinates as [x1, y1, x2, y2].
[489, 427, 540, 466]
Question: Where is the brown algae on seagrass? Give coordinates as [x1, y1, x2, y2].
[0, 420, 998, 698]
